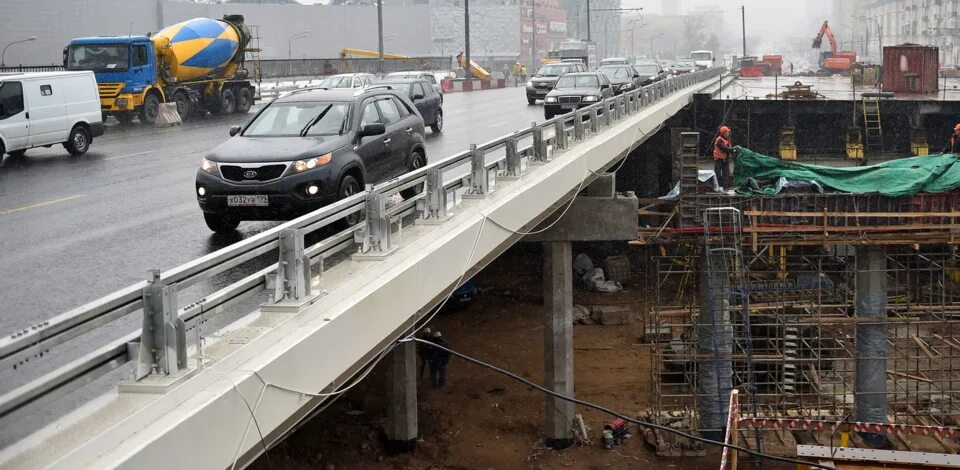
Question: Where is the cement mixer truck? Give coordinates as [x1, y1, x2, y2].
[65, 15, 258, 124]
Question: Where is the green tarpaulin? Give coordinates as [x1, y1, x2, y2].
[733, 148, 960, 197]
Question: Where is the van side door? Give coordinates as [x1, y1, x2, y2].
[0, 81, 29, 151]
[25, 79, 67, 147]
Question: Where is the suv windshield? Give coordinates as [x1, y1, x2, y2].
[600, 66, 632, 79]
[635, 65, 660, 75]
[536, 65, 572, 77]
[66, 44, 129, 72]
[555, 75, 599, 89]
[320, 76, 354, 88]
[244, 102, 349, 137]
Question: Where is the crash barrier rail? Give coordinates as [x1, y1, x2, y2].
[259, 57, 453, 79]
[0, 65, 65, 73]
[0, 67, 722, 430]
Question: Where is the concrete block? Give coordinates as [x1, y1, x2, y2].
[590, 305, 632, 325]
[524, 194, 639, 242]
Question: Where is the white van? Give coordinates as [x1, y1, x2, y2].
[690, 50, 715, 70]
[0, 71, 103, 157]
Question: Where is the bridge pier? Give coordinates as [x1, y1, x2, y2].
[543, 240, 575, 449]
[855, 246, 888, 446]
[384, 341, 418, 452]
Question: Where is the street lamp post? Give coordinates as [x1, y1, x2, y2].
[287, 30, 311, 60]
[377, 0, 385, 74]
[1, 36, 37, 68]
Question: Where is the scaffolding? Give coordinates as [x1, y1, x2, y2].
[649, 241, 960, 455]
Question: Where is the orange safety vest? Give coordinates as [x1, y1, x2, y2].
[713, 135, 732, 160]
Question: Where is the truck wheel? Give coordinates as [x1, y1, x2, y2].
[117, 113, 135, 125]
[203, 213, 240, 233]
[220, 89, 236, 115]
[64, 125, 91, 156]
[235, 87, 253, 114]
[139, 93, 161, 125]
[173, 91, 192, 121]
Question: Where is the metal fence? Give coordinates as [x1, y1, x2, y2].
[259, 57, 453, 79]
[0, 68, 723, 430]
[0, 65, 64, 73]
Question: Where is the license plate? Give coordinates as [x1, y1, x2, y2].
[227, 195, 268, 207]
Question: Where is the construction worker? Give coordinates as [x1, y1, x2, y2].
[713, 125, 735, 191]
[942, 124, 960, 154]
[513, 62, 522, 86]
[519, 64, 528, 83]
[429, 331, 451, 388]
[417, 328, 433, 379]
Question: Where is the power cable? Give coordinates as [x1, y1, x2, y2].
[398, 337, 837, 470]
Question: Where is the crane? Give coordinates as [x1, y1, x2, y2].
[812, 21, 857, 73]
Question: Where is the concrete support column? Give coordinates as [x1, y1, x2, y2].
[543, 241, 574, 449]
[697, 251, 734, 440]
[855, 246, 888, 427]
[384, 341, 417, 453]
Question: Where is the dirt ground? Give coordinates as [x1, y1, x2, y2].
[249, 244, 776, 470]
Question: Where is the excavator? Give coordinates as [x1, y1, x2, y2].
[812, 21, 858, 74]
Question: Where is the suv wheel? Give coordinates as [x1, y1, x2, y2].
[430, 110, 443, 133]
[64, 125, 91, 156]
[400, 152, 426, 199]
[204, 213, 240, 233]
[339, 175, 362, 225]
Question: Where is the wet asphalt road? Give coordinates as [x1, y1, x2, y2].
[0, 86, 545, 335]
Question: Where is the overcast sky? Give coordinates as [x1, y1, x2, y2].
[622, 0, 834, 38]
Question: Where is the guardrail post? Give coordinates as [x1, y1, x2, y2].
[465, 144, 491, 198]
[355, 186, 396, 258]
[604, 100, 614, 126]
[419, 167, 449, 223]
[135, 270, 186, 380]
[554, 119, 566, 151]
[504, 133, 524, 178]
[531, 123, 547, 163]
[589, 106, 600, 134]
[275, 228, 312, 302]
[573, 110, 586, 140]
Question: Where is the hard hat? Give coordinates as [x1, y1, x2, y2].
[954, 123, 960, 132]
[433, 331, 442, 338]
[719, 126, 731, 134]
[423, 327, 431, 334]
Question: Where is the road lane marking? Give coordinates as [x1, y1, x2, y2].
[488, 121, 508, 128]
[0, 195, 85, 216]
[104, 150, 153, 161]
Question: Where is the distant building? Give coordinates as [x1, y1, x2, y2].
[834, 0, 960, 65]
[520, 0, 567, 66]
[560, 0, 621, 59]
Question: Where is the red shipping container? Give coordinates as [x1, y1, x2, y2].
[882, 44, 939, 94]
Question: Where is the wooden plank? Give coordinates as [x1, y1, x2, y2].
[744, 210, 960, 218]
[911, 334, 938, 360]
[743, 224, 960, 234]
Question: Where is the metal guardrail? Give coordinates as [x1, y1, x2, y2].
[0, 68, 722, 429]
[259, 57, 453, 79]
[0, 65, 65, 73]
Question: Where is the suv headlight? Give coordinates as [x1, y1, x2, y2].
[545, 96, 557, 103]
[290, 154, 332, 174]
[582, 95, 599, 102]
[200, 158, 220, 177]
[526, 81, 534, 88]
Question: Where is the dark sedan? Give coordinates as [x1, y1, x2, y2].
[196, 87, 427, 232]
[542, 72, 614, 119]
[525, 62, 588, 104]
[599, 65, 641, 95]
[634, 63, 667, 85]
[377, 78, 443, 133]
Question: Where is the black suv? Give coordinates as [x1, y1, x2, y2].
[196, 87, 427, 233]
[526, 62, 588, 104]
[377, 78, 443, 133]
